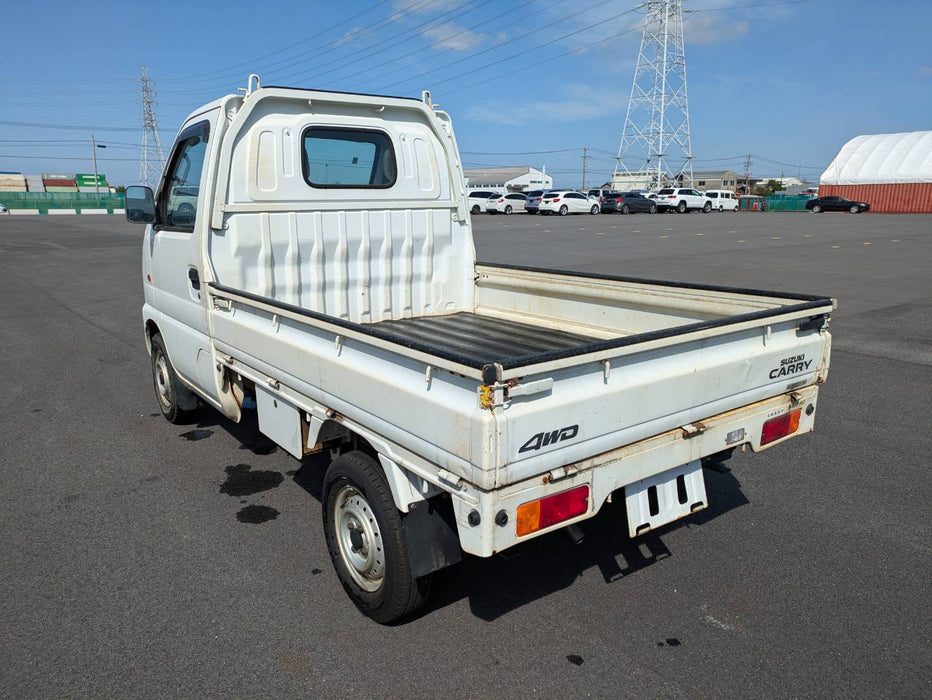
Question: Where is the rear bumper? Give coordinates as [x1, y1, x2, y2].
[450, 385, 820, 557]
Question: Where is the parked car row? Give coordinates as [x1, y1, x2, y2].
[468, 188, 869, 215]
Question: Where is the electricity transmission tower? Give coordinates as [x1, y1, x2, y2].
[139, 66, 165, 188]
[615, 0, 693, 190]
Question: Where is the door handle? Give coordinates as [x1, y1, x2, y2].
[188, 267, 201, 290]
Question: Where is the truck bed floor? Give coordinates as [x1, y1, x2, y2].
[373, 312, 595, 366]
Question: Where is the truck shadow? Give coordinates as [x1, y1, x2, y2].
[188, 407, 749, 623]
[420, 464, 749, 623]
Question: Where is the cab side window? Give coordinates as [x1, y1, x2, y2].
[159, 122, 209, 231]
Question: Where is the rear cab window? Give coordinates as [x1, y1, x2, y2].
[303, 127, 396, 188]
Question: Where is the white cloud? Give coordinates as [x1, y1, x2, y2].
[465, 85, 628, 126]
[392, 0, 463, 17]
[684, 15, 749, 45]
[421, 22, 485, 51]
[334, 26, 371, 47]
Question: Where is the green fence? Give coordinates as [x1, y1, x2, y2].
[764, 195, 811, 212]
[0, 191, 124, 214]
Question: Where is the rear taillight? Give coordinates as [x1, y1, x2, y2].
[599, 197, 604, 202]
[498, 198, 504, 203]
[553, 198, 560, 203]
[761, 409, 801, 445]
[516, 485, 590, 537]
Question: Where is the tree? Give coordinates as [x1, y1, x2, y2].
[754, 179, 786, 196]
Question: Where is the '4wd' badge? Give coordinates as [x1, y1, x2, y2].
[519, 425, 579, 453]
[769, 354, 812, 379]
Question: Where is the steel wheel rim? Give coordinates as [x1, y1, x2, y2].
[154, 352, 172, 408]
[333, 484, 384, 592]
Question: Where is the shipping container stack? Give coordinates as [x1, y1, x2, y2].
[0, 172, 28, 192]
[42, 172, 78, 192]
[25, 174, 45, 192]
[75, 173, 108, 193]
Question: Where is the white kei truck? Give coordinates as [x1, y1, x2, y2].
[124, 76, 835, 623]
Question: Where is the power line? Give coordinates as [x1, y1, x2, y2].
[0, 120, 141, 132]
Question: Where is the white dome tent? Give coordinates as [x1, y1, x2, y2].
[819, 131, 932, 212]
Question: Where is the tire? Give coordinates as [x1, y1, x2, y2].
[812, 204, 822, 213]
[849, 205, 860, 213]
[621, 204, 630, 215]
[648, 204, 657, 214]
[590, 204, 599, 215]
[703, 202, 712, 213]
[150, 333, 196, 424]
[323, 451, 430, 624]
[718, 205, 724, 212]
[504, 205, 513, 215]
[559, 205, 568, 216]
[470, 205, 480, 215]
[677, 201, 687, 214]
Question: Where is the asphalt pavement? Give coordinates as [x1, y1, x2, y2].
[1, 211, 929, 697]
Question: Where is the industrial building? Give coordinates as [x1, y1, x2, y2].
[463, 166, 552, 192]
[819, 131, 932, 213]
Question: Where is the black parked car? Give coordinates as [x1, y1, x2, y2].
[601, 191, 658, 214]
[805, 195, 870, 213]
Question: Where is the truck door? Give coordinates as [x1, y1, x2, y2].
[148, 115, 218, 402]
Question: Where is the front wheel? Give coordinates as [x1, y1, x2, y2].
[703, 202, 712, 213]
[677, 201, 687, 213]
[590, 204, 599, 215]
[150, 333, 196, 424]
[559, 205, 568, 216]
[812, 204, 823, 213]
[648, 204, 657, 214]
[323, 451, 430, 624]
[470, 204, 480, 215]
[849, 205, 860, 213]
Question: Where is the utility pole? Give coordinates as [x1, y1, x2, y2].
[91, 135, 106, 204]
[582, 146, 589, 190]
[92, 134, 99, 201]
[743, 153, 752, 194]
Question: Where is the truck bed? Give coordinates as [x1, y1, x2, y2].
[374, 312, 595, 366]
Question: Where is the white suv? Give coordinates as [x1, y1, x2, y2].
[485, 192, 527, 215]
[656, 187, 710, 213]
[539, 190, 600, 216]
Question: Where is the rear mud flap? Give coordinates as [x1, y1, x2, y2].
[625, 459, 707, 537]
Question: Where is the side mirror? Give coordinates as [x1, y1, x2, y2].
[125, 185, 156, 224]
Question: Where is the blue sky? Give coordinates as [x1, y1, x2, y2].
[1, 0, 930, 188]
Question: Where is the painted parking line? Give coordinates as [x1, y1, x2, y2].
[596, 232, 606, 236]
[832, 245, 840, 249]
[737, 240, 747, 243]
[863, 242, 871, 245]
[661, 235, 669, 239]
[696, 233, 705, 236]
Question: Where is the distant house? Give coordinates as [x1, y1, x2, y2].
[463, 166, 552, 192]
[691, 170, 741, 192]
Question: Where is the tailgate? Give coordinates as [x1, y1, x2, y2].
[489, 315, 831, 487]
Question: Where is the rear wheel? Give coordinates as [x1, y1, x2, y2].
[150, 333, 196, 424]
[677, 201, 687, 214]
[812, 204, 823, 213]
[559, 205, 568, 216]
[590, 204, 599, 215]
[621, 204, 630, 214]
[504, 205, 513, 215]
[718, 205, 724, 212]
[849, 205, 860, 213]
[323, 451, 430, 624]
